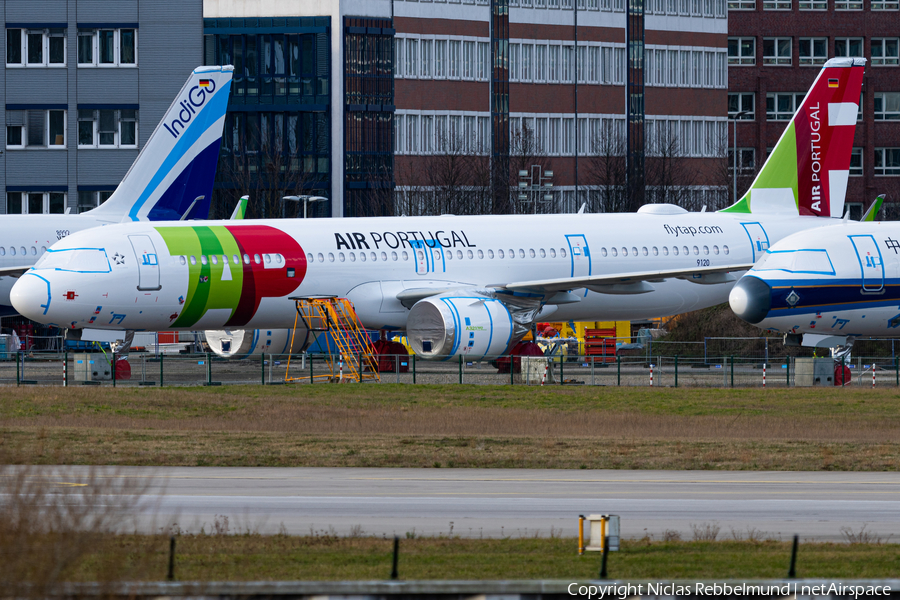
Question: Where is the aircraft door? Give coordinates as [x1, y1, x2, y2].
[129, 235, 162, 291]
[741, 222, 770, 262]
[849, 234, 885, 293]
[565, 235, 591, 278]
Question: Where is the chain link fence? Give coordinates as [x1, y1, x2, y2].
[2, 347, 899, 388]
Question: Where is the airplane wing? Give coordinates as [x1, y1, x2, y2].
[0, 265, 34, 278]
[498, 263, 755, 295]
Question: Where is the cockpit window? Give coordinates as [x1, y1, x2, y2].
[33, 248, 111, 273]
[755, 249, 835, 275]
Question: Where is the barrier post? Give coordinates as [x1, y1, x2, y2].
[63, 350, 68, 387]
[112, 351, 117, 387]
[616, 355, 620, 386]
[763, 362, 766, 387]
[559, 355, 564, 385]
[786, 357, 791, 387]
[591, 356, 594, 386]
[896, 356, 898, 387]
[160, 353, 164, 388]
[730, 355, 734, 388]
[873, 363, 876, 388]
[787, 534, 798, 578]
[540, 361, 549, 386]
[207, 352, 212, 386]
[412, 354, 417, 384]
[578, 515, 585, 555]
[261, 353, 266, 385]
[511, 356, 515, 385]
[599, 536, 609, 579]
[310, 354, 314, 384]
[650, 363, 653, 387]
[458, 355, 463, 385]
[674, 355, 678, 388]
[16, 351, 20, 386]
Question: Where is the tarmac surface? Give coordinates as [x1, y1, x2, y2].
[38, 467, 900, 541]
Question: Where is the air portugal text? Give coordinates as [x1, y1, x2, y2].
[808, 101, 825, 213]
[335, 230, 477, 251]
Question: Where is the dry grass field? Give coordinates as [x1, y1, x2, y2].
[2, 385, 899, 470]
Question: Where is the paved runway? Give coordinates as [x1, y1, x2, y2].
[37, 467, 900, 541]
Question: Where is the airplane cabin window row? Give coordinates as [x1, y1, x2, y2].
[600, 244, 729, 257]
[0, 246, 46, 257]
[176, 254, 285, 266]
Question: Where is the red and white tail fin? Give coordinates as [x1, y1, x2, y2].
[721, 57, 865, 218]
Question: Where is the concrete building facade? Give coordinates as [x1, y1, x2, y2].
[1, 0, 203, 214]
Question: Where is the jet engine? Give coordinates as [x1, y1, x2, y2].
[204, 327, 309, 359]
[406, 291, 531, 360]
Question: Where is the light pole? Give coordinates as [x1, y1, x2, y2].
[281, 195, 328, 219]
[731, 110, 750, 204]
[517, 166, 554, 214]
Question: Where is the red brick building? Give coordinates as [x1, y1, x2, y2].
[729, 0, 900, 218]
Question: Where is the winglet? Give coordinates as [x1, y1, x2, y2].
[861, 194, 884, 222]
[85, 65, 234, 222]
[230, 196, 249, 220]
[720, 57, 866, 218]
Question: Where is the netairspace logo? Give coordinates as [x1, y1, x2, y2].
[567, 582, 892, 599]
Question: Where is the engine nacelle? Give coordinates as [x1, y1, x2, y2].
[406, 293, 515, 360]
[204, 328, 309, 359]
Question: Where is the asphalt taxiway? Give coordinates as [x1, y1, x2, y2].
[38, 467, 900, 541]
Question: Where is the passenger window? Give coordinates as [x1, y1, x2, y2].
[642, 247, 648, 256]
[338, 253, 345, 262]
[417, 250, 424, 261]
[539, 248, 546, 258]
[509, 249, 515, 259]
[477, 249, 484, 259]
[713, 246, 719, 255]
[457, 250, 463, 259]
[254, 254, 261, 264]
[179, 256, 186, 265]
[307, 253, 314, 262]
[600, 248, 608, 257]
[682, 246, 689, 255]
[529, 249, 535, 258]
[20, 247, 26, 256]
[243, 254, 250, 264]
[349, 252, 355, 262]
[391, 251, 398, 261]
[200, 255, 208, 265]
[0, 247, 6, 256]
[370, 252, 376, 261]
[189, 255, 197, 265]
[652, 247, 658, 256]
[467, 249, 474, 259]
[211, 255, 218, 265]
[233, 255, 239, 264]
[611, 247, 618, 257]
[402, 251, 409, 260]
[703, 246, 709, 255]
[445, 250, 452, 260]
[693, 246, 699, 255]
[41, 246, 46, 253]
[723, 245, 730, 255]
[662, 247, 669, 256]
[673, 247, 679, 256]
[622, 247, 628, 257]
[519, 249, 525, 258]
[631, 247, 637, 256]
[560, 248, 567, 258]
[549, 248, 556, 258]
[359, 252, 366, 262]
[488, 249, 495, 259]
[328, 253, 335, 262]
[498, 249, 505, 259]
[10, 247, 16, 256]
[31, 247, 36, 255]
[380, 252, 387, 261]
[275, 254, 283, 264]
[265, 254, 273, 264]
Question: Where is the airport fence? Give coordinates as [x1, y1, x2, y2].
[1, 349, 899, 388]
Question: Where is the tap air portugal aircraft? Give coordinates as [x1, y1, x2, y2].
[0, 65, 233, 316]
[729, 195, 900, 348]
[11, 58, 866, 361]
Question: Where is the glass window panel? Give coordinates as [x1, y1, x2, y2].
[78, 31, 93, 63]
[49, 193, 65, 214]
[49, 30, 65, 64]
[7, 192, 22, 214]
[7, 28, 21, 64]
[120, 29, 135, 63]
[28, 193, 43, 214]
[99, 30, 115, 64]
[27, 32, 43, 64]
[49, 110, 64, 145]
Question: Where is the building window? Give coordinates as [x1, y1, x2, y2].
[799, 0, 826, 8]
[875, 93, 900, 120]
[871, 0, 899, 8]
[763, 38, 791, 66]
[728, 148, 755, 172]
[727, 0, 755, 7]
[835, 38, 864, 57]
[875, 148, 900, 175]
[728, 37, 755, 65]
[763, 0, 790, 8]
[766, 92, 804, 120]
[77, 28, 136, 66]
[434, 39, 447, 78]
[77, 190, 114, 213]
[850, 147, 863, 176]
[799, 38, 828, 66]
[872, 39, 899, 66]
[5, 109, 66, 148]
[834, 0, 862, 8]
[77, 109, 138, 147]
[6, 28, 66, 67]
[728, 93, 755, 119]
[6, 191, 66, 214]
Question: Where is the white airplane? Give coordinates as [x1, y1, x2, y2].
[0, 65, 233, 316]
[11, 58, 867, 361]
[728, 196, 900, 348]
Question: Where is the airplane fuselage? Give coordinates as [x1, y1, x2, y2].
[14, 211, 842, 332]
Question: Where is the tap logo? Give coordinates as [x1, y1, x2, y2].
[162, 77, 218, 140]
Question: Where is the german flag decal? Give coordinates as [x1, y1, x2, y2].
[828, 78, 839, 87]
[199, 79, 211, 87]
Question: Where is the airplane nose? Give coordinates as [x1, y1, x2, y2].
[729, 275, 771, 324]
[10, 273, 52, 322]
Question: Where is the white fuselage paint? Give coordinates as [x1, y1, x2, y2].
[12, 211, 843, 333]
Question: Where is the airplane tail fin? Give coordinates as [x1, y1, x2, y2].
[720, 57, 865, 218]
[230, 196, 249, 220]
[861, 194, 884, 222]
[85, 65, 234, 222]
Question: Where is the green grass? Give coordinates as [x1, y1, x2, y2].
[64, 536, 900, 581]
